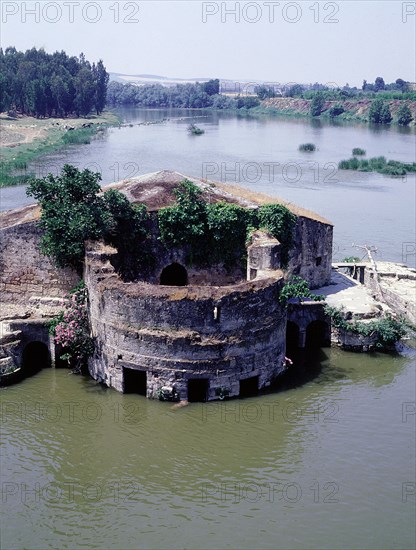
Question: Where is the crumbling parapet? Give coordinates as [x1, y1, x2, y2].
[85, 241, 287, 401]
[247, 230, 281, 281]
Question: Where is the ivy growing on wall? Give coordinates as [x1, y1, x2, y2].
[157, 180, 207, 250]
[255, 204, 296, 265]
[158, 180, 296, 268]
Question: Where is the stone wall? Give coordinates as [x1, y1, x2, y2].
[364, 266, 416, 326]
[0, 222, 79, 305]
[85, 243, 287, 401]
[287, 301, 330, 348]
[288, 216, 333, 288]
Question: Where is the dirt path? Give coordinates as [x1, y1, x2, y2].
[0, 122, 47, 147]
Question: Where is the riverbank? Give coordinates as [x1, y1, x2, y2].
[0, 111, 121, 187]
[256, 97, 416, 125]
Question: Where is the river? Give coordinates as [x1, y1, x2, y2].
[1, 345, 415, 550]
[1, 109, 415, 549]
[0, 108, 415, 266]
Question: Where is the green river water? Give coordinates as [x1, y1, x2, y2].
[1, 345, 415, 549]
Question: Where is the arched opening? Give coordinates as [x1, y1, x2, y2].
[188, 378, 209, 402]
[21, 341, 51, 377]
[305, 321, 330, 348]
[123, 367, 147, 395]
[239, 375, 259, 398]
[286, 321, 300, 351]
[160, 263, 188, 286]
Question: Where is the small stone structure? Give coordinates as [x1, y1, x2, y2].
[0, 170, 334, 399]
[286, 301, 330, 350]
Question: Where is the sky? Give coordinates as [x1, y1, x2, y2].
[1, 0, 415, 87]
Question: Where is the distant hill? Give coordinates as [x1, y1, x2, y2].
[109, 73, 212, 87]
[109, 73, 288, 94]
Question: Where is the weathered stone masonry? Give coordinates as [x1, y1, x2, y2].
[0, 219, 78, 305]
[86, 242, 287, 400]
[0, 171, 334, 399]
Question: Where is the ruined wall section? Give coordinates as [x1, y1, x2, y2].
[85, 243, 287, 400]
[0, 222, 79, 305]
[287, 216, 333, 288]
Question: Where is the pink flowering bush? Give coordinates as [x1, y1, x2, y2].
[49, 281, 94, 372]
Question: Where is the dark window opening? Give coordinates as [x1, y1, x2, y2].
[123, 367, 147, 395]
[22, 341, 50, 376]
[286, 321, 300, 351]
[160, 263, 188, 286]
[305, 321, 330, 348]
[188, 378, 209, 402]
[239, 375, 259, 398]
[316, 256, 322, 266]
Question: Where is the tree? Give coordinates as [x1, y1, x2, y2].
[203, 79, 220, 96]
[93, 59, 109, 115]
[310, 92, 325, 116]
[380, 103, 392, 123]
[329, 104, 345, 118]
[287, 84, 304, 97]
[26, 165, 112, 270]
[255, 85, 276, 100]
[374, 77, 385, 91]
[368, 99, 384, 123]
[74, 67, 96, 116]
[50, 75, 70, 117]
[0, 47, 107, 117]
[397, 103, 413, 126]
[395, 78, 409, 93]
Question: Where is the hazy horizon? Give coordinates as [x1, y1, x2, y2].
[1, 1, 415, 88]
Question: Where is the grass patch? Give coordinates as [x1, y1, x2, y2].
[341, 256, 361, 263]
[0, 111, 120, 187]
[299, 143, 316, 152]
[62, 127, 96, 144]
[352, 147, 366, 156]
[338, 156, 416, 176]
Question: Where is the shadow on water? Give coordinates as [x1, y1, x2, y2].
[273, 347, 327, 393]
[19, 341, 51, 381]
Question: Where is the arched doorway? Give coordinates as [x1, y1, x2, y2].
[286, 321, 300, 350]
[21, 341, 51, 376]
[305, 321, 330, 348]
[188, 378, 209, 402]
[160, 263, 188, 286]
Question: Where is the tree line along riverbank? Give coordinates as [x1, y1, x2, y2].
[258, 97, 415, 125]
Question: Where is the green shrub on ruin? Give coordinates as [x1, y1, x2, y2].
[27, 165, 112, 270]
[158, 180, 296, 268]
[158, 180, 207, 247]
[256, 204, 296, 265]
[324, 305, 406, 349]
[27, 164, 149, 271]
[206, 202, 254, 265]
[279, 276, 324, 305]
